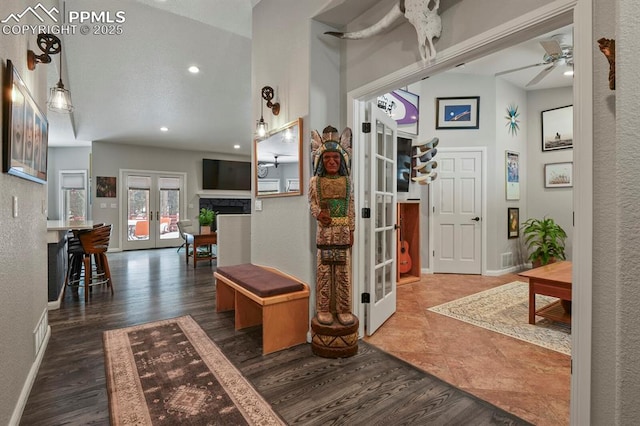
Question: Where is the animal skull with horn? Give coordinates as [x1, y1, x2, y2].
[325, 0, 442, 62]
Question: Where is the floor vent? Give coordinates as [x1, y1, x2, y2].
[501, 252, 514, 269]
[34, 310, 48, 357]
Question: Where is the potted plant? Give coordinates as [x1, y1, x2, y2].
[198, 208, 216, 234]
[521, 216, 567, 268]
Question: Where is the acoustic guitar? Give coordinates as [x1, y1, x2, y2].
[398, 217, 412, 274]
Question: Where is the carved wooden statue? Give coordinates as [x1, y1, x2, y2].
[598, 38, 616, 90]
[309, 126, 359, 358]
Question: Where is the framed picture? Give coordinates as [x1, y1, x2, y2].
[505, 150, 520, 200]
[96, 176, 117, 197]
[436, 96, 480, 129]
[545, 162, 573, 188]
[2, 59, 48, 184]
[377, 89, 419, 135]
[508, 207, 520, 239]
[541, 105, 573, 151]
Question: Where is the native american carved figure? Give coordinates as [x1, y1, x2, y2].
[598, 38, 616, 90]
[309, 126, 355, 326]
[325, 0, 442, 62]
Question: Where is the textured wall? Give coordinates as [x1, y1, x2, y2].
[0, 1, 52, 422]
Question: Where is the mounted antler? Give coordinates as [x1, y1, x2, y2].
[325, 0, 442, 62]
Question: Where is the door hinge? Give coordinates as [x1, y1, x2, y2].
[362, 122, 371, 133]
[361, 207, 371, 218]
[361, 293, 370, 303]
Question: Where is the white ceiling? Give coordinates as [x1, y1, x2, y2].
[47, 1, 572, 154]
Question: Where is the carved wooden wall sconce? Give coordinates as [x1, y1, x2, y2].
[597, 37, 615, 90]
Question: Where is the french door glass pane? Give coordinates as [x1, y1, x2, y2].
[159, 180, 180, 240]
[127, 175, 151, 241]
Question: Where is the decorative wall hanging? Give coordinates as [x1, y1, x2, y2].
[2, 59, 48, 184]
[96, 176, 117, 197]
[436, 97, 480, 129]
[508, 207, 520, 239]
[325, 0, 442, 62]
[545, 162, 573, 188]
[505, 104, 520, 136]
[377, 89, 419, 135]
[506, 151, 520, 200]
[597, 38, 615, 90]
[541, 105, 573, 151]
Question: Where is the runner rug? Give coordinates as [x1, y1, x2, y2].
[103, 315, 285, 425]
[428, 281, 571, 355]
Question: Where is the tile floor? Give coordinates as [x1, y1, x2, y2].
[365, 273, 570, 426]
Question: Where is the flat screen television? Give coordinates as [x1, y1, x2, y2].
[202, 159, 251, 191]
[397, 137, 413, 192]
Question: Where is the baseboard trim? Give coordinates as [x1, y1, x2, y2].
[485, 264, 526, 276]
[9, 324, 51, 426]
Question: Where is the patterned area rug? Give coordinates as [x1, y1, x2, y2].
[428, 281, 571, 355]
[103, 315, 285, 425]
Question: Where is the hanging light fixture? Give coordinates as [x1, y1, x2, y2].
[256, 97, 268, 138]
[47, 42, 74, 113]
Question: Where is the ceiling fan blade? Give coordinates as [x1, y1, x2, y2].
[526, 63, 557, 87]
[495, 62, 548, 77]
[539, 39, 563, 57]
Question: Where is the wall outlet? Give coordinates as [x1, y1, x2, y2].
[110, 203, 117, 208]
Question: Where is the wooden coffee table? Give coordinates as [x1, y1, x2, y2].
[518, 261, 572, 325]
[185, 232, 217, 268]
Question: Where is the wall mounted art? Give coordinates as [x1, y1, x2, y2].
[436, 96, 480, 129]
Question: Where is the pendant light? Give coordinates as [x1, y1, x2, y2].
[47, 43, 74, 113]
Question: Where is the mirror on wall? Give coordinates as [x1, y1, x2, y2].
[255, 118, 303, 197]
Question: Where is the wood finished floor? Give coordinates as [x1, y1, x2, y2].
[20, 249, 568, 425]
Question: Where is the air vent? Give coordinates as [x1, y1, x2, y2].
[501, 252, 514, 269]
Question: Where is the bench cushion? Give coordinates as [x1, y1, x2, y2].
[216, 264, 304, 297]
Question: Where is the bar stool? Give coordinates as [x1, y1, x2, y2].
[76, 224, 114, 302]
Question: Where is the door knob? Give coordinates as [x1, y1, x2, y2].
[471, 217, 480, 222]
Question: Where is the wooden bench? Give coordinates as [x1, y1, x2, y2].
[214, 264, 309, 355]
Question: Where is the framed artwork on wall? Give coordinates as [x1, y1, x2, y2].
[508, 207, 520, 239]
[2, 59, 49, 184]
[436, 96, 480, 129]
[96, 176, 117, 197]
[376, 89, 419, 135]
[545, 162, 573, 188]
[506, 150, 520, 200]
[541, 105, 573, 151]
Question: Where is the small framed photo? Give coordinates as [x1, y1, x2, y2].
[508, 207, 519, 239]
[545, 162, 573, 188]
[96, 176, 117, 197]
[436, 96, 480, 129]
[541, 105, 573, 151]
[506, 150, 520, 200]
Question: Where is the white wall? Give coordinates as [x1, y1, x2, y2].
[525, 87, 573, 260]
[0, 1, 55, 423]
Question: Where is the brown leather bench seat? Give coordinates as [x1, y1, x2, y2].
[216, 264, 304, 297]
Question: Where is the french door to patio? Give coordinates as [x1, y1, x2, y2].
[121, 170, 186, 250]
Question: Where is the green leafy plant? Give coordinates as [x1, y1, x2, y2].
[198, 208, 216, 226]
[521, 216, 567, 267]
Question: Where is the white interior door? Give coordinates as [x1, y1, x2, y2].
[365, 105, 398, 334]
[433, 150, 482, 274]
[121, 171, 185, 250]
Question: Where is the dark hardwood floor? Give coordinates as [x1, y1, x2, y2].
[21, 248, 531, 425]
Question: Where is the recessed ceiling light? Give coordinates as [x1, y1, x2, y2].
[160, 127, 169, 132]
[188, 66, 200, 74]
[233, 144, 240, 149]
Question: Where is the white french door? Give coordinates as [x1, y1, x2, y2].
[121, 170, 186, 250]
[364, 104, 398, 334]
[432, 150, 482, 274]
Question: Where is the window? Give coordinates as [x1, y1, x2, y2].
[59, 170, 87, 221]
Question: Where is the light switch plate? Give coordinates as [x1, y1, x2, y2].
[13, 196, 18, 218]
[255, 200, 262, 211]
[100, 203, 107, 208]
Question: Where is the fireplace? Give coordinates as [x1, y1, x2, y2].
[199, 198, 251, 229]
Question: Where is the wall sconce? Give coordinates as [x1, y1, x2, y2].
[27, 33, 74, 113]
[256, 86, 280, 138]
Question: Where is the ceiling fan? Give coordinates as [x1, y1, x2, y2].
[260, 154, 285, 168]
[495, 34, 573, 87]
